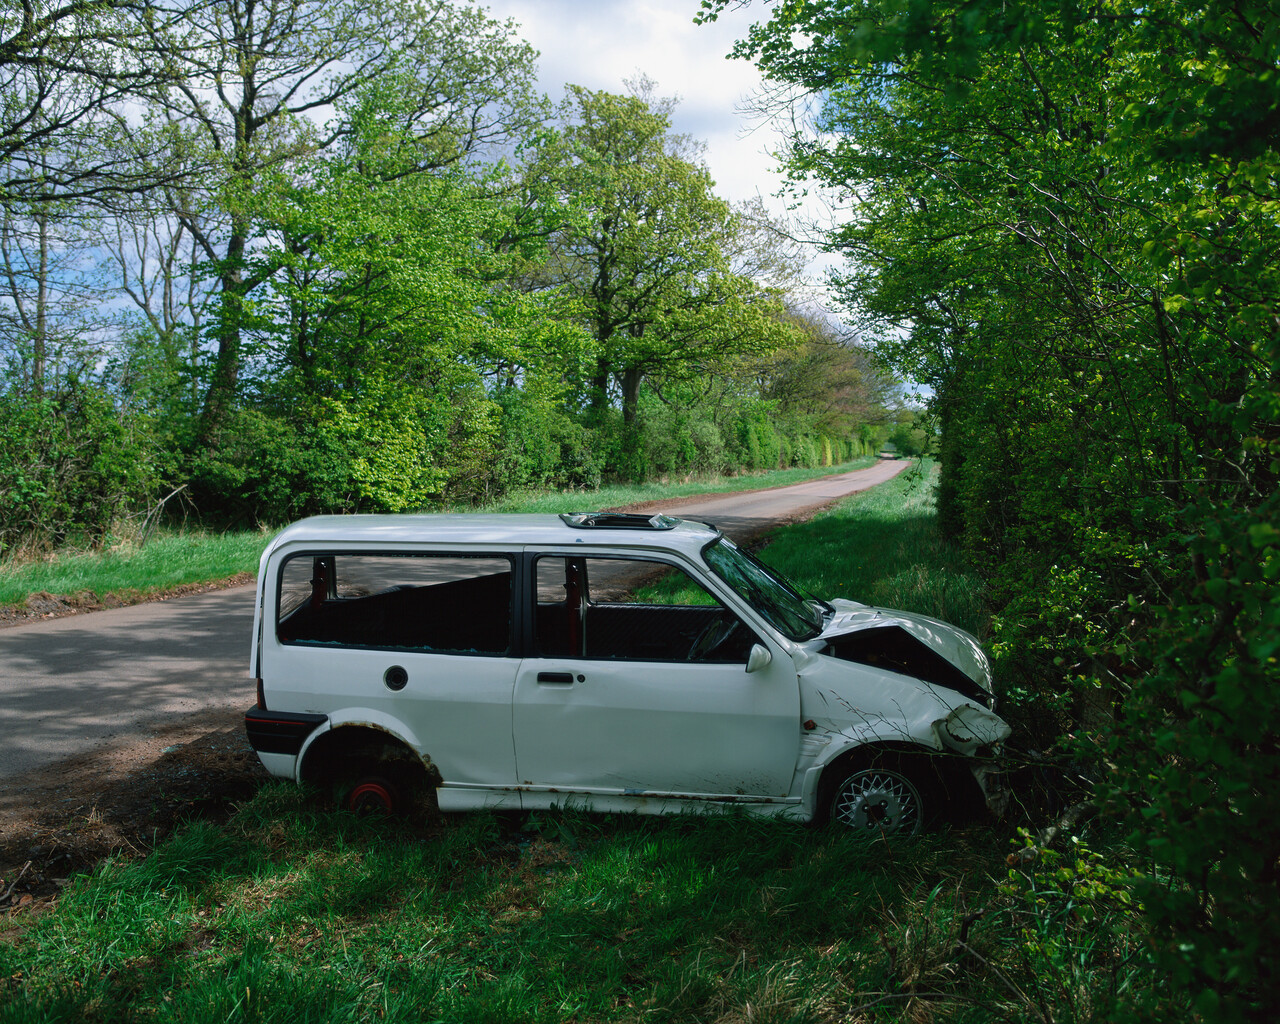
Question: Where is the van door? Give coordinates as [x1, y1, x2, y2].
[512, 554, 800, 801]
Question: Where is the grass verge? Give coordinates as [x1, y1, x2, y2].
[0, 530, 270, 609]
[1, 792, 1149, 1024]
[0, 459, 1159, 1021]
[0, 459, 875, 611]
[753, 459, 987, 638]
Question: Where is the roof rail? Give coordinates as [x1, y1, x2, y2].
[559, 512, 680, 530]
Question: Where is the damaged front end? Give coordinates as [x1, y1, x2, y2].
[819, 601, 994, 706]
[806, 601, 1012, 821]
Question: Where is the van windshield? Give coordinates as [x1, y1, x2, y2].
[702, 538, 824, 641]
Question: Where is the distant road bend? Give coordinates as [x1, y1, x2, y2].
[0, 459, 910, 781]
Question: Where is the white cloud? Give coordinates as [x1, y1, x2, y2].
[483, 0, 780, 203]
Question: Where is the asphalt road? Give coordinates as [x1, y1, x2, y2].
[0, 459, 910, 780]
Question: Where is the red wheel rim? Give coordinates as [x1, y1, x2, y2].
[349, 780, 395, 814]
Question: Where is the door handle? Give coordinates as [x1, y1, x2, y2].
[536, 671, 575, 684]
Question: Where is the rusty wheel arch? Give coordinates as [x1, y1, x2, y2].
[300, 725, 440, 811]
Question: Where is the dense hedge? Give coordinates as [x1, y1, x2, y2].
[0, 379, 887, 553]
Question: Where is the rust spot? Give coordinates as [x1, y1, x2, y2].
[803, 719, 816, 731]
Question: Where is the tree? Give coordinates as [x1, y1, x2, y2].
[0, 0, 188, 205]
[180, 104, 589, 514]
[757, 307, 898, 438]
[525, 82, 800, 474]
[138, 0, 543, 441]
[0, 177, 111, 395]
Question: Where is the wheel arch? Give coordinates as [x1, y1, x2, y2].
[298, 719, 441, 793]
[814, 741, 983, 827]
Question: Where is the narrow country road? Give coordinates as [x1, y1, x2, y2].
[0, 459, 910, 783]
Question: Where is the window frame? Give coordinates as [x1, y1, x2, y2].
[273, 549, 520, 658]
[525, 550, 760, 664]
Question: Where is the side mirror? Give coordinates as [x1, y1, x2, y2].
[745, 644, 772, 673]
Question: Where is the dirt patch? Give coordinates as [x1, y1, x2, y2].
[0, 708, 267, 919]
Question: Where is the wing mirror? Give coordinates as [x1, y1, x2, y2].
[746, 643, 772, 673]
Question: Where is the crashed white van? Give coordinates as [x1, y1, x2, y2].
[245, 512, 1010, 835]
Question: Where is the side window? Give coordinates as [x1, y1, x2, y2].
[532, 555, 756, 663]
[277, 553, 513, 655]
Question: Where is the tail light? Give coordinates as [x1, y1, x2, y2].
[255, 677, 266, 710]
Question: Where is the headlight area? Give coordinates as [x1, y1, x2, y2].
[933, 703, 1012, 758]
[933, 703, 1014, 819]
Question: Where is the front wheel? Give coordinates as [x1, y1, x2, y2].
[829, 763, 926, 837]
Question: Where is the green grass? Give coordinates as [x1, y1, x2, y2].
[0, 459, 875, 610]
[0, 457, 1160, 1022]
[754, 460, 988, 638]
[0, 793, 1151, 1023]
[0, 529, 272, 608]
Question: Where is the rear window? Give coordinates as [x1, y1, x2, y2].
[276, 553, 513, 655]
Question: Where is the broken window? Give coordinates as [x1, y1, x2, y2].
[276, 553, 513, 655]
[533, 556, 756, 663]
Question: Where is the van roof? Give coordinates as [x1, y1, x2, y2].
[260, 513, 721, 558]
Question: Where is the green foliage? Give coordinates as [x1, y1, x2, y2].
[1101, 497, 1280, 1022]
[0, 380, 158, 555]
[187, 409, 355, 525]
[524, 83, 804, 443]
[997, 830, 1148, 1021]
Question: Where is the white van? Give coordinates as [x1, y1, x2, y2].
[245, 512, 1010, 835]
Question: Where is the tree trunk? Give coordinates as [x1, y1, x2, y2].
[621, 364, 642, 426]
[197, 220, 248, 445]
[33, 207, 47, 396]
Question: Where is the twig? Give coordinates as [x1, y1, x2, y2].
[139, 484, 188, 547]
[1, 860, 33, 904]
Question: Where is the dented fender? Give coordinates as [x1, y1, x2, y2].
[792, 656, 1012, 815]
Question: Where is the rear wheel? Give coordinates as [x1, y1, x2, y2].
[828, 762, 927, 838]
[345, 775, 401, 816]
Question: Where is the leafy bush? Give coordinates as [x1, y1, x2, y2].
[1100, 499, 1280, 1023]
[186, 408, 357, 525]
[0, 381, 158, 555]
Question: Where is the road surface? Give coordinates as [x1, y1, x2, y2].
[0, 459, 910, 781]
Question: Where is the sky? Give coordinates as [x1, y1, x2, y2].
[482, 0, 783, 208]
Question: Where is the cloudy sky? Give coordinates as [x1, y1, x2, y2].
[481, 0, 798, 221]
